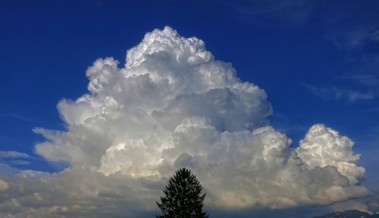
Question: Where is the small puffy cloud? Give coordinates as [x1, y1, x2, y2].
[296, 124, 365, 185]
[0, 27, 371, 217]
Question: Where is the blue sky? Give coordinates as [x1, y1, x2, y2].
[1, 0, 379, 217]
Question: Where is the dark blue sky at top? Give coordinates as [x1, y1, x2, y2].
[0, 0, 378, 187]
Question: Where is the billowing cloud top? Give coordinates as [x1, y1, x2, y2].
[0, 27, 369, 218]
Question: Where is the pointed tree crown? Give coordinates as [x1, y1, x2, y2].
[156, 168, 209, 218]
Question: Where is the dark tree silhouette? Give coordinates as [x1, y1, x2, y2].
[156, 168, 209, 218]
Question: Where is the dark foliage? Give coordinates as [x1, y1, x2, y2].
[156, 168, 209, 218]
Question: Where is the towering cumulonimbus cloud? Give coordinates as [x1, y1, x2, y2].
[0, 27, 369, 217]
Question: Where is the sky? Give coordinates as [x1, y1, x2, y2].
[0, 0, 379, 217]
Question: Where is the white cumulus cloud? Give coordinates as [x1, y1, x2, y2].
[0, 26, 370, 217]
[296, 124, 365, 185]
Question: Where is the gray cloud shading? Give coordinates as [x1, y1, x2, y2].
[0, 27, 370, 217]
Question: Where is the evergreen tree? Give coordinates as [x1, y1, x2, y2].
[156, 168, 209, 218]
